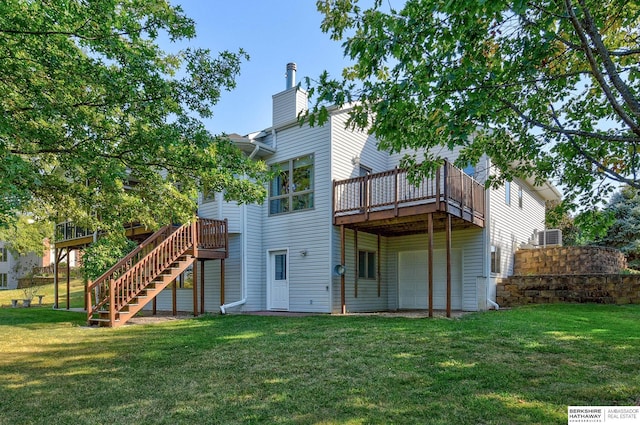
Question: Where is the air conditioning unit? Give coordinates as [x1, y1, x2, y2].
[537, 229, 562, 247]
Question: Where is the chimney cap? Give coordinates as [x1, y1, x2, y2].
[285, 62, 297, 89]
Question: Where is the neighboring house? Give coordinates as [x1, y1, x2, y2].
[0, 241, 45, 290]
[149, 63, 561, 316]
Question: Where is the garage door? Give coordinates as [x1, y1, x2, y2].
[398, 249, 462, 310]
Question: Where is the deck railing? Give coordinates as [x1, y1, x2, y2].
[333, 160, 485, 222]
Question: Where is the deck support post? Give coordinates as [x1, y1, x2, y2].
[54, 247, 59, 309]
[354, 229, 358, 298]
[377, 235, 381, 298]
[193, 260, 198, 317]
[446, 214, 452, 318]
[172, 279, 177, 316]
[200, 260, 205, 314]
[66, 247, 71, 310]
[220, 259, 225, 307]
[428, 213, 434, 318]
[340, 225, 346, 314]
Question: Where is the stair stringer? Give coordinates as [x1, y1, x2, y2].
[111, 256, 195, 327]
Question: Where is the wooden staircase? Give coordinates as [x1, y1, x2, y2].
[86, 218, 227, 327]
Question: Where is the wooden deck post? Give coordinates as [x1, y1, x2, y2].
[428, 213, 434, 318]
[200, 260, 205, 314]
[220, 259, 225, 307]
[354, 229, 358, 298]
[446, 214, 452, 318]
[172, 279, 177, 316]
[109, 279, 115, 326]
[66, 248, 70, 310]
[192, 260, 198, 317]
[341, 225, 346, 314]
[54, 247, 59, 309]
[377, 235, 381, 298]
[86, 280, 92, 322]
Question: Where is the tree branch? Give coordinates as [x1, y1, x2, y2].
[548, 102, 640, 189]
[499, 98, 639, 143]
[564, 0, 640, 136]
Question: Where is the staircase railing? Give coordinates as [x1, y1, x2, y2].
[86, 224, 177, 319]
[108, 222, 196, 315]
[86, 218, 229, 325]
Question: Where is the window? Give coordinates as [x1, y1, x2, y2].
[202, 188, 216, 204]
[0, 247, 6, 262]
[0, 273, 7, 288]
[505, 181, 511, 206]
[269, 154, 314, 214]
[491, 245, 501, 274]
[518, 186, 523, 209]
[359, 165, 371, 177]
[358, 250, 376, 279]
[275, 254, 287, 280]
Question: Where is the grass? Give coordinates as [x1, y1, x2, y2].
[0, 304, 638, 424]
[0, 277, 86, 309]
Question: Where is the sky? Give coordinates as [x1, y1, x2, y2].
[168, 0, 351, 136]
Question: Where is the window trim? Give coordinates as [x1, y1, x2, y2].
[491, 245, 501, 275]
[505, 181, 511, 206]
[358, 250, 377, 279]
[518, 185, 523, 209]
[269, 153, 315, 215]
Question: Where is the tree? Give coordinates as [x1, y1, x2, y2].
[595, 185, 640, 268]
[309, 0, 640, 204]
[0, 0, 268, 239]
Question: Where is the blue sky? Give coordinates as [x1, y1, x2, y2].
[169, 0, 350, 136]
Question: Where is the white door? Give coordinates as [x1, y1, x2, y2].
[398, 249, 462, 310]
[398, 251, 428, 309]
[268, 250, 289, 310]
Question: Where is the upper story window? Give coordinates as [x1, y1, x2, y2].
[518, 186, 523, 209]
[269, 154, 314, 215]
[0, 247, 7, 263]
[505, 181, 511, 206]
[201, 188, 216, 204]
[359, 165, 372, 177]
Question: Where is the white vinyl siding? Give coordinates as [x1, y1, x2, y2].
[262, 121, 332, 313]
[150, 235, 242, 312]
[488, 177, 546, 277]
[272, 87, 308, 128]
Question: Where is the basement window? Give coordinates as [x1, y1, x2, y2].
[358, 250, 376, 279]
[0, 273, 7, 288]
[491, 245, 501, 274]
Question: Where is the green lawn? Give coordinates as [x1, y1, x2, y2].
[0, 304, 638, 424]
[0, 277, 86, 309]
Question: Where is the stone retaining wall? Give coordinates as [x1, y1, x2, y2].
[497, 274, 640, 306]
[514, 246, 626, 275]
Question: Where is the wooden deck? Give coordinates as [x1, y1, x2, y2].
[333, 161, 485, 235]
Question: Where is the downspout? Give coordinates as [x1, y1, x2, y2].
[220, 144, 261, 314]
[484, 155, 499, 310]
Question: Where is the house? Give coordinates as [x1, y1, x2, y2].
[0, 241, 47, 290]
[54, 63, 560, 326]
[150, 63, 561, 316]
